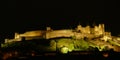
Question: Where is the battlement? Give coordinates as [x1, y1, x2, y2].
[13, 24, 108, 39]
[4, 24, 112, 43]
[76, 24, 105, 35]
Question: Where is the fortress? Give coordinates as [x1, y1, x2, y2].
[4, 24, 112, 43]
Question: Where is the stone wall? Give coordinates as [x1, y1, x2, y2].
[93, 24, 105, 36]
[14, 33, 20, 39]
[6, 24, 110, 41]
[46, 30, 74, 39]
[13, 24, 106, 40]
[5, 38, 22, 43]
[14, 31, 44, 38]
[76, 25, 90, 34]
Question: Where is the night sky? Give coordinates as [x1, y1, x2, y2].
[1, 1, 119, 39]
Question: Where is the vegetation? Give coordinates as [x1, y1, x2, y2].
[73, 39, 90, 50]
[1, 37, 119, 53]
[1, 40, 50, 53]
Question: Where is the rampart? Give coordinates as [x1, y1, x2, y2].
[4, 24, 112, 43]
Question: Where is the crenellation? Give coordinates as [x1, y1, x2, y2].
[3, 24, 119, 44]
[2, 23, 120, 54]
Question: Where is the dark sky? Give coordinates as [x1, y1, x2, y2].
[1, 0, 119, 39]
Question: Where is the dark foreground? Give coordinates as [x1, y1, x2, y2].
[1, 51, 120, 60]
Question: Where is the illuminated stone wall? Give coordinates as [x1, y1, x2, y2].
[46, 30, 74, 39]
[93, 24, 105, 36]
[76, 25, 91, 34]
[20, 31, 43, 37]
[4, 38, 22, 43]
[5, 24, 113, 43]
[14, 31, 45, 39]
[76, 24, 105, 36]
[12, 24, 107, 40]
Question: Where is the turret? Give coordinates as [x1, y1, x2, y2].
[76, 25, 82, 32]
[14, 32, 20, 39]
[46, 27, 52, 31]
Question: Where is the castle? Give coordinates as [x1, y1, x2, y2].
[4, 24, 112, 43]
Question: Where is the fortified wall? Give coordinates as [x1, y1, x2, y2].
[76, 24, 105, 35]
[4, 24, 112, 43]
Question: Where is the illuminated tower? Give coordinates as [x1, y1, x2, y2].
[76, 24, 82, 32]
[14, 32, 20, 39]
[46, 27, 52, 31]
[98, 24, 105, 35]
